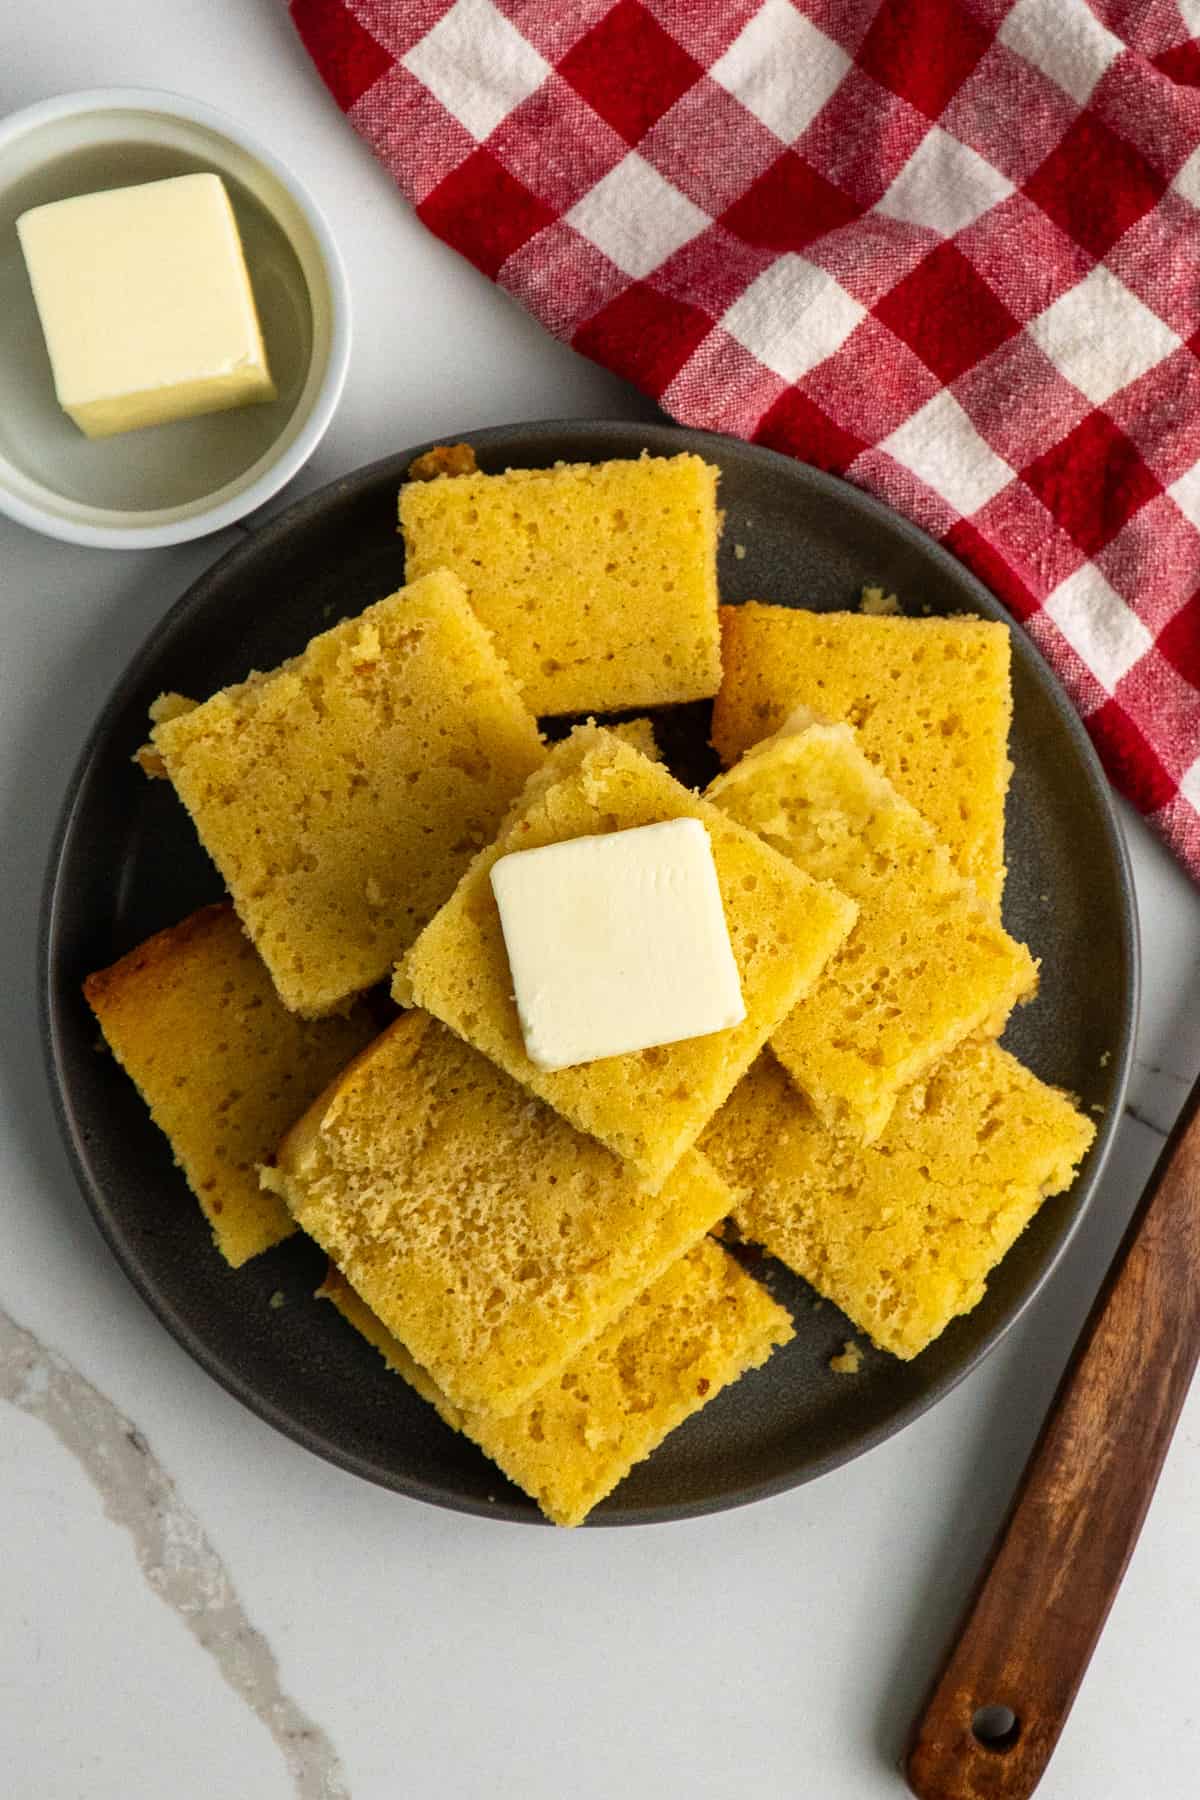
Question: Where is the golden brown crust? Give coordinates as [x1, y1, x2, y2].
[407, 442, 479, 481]
[82, 901, 236, 1008]
[84, 903, 377, 1267]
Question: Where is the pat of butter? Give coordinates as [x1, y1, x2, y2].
[17, 173, 275, 439]
[490, 818, 746, 1072]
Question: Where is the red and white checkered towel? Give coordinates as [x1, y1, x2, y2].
[291, 0, 1200, 885]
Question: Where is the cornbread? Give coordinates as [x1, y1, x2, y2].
[318, 1239, 793, 1527]
[149, 571, 546, 1016]
[408, 442, 478, 481]
[82, 903, 377, 1267]
[707, 720, 1038, 1140]
[261, 1012, 734, 1418]
[396, 726, 857, 1192]
[711, 605, 1013, 912]
[606, 715, 659, 760]
[399, 454, 722, 715]
[701, 1043, 1096, 1359]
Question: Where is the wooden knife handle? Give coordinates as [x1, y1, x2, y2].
[906, 1069, 1200, 1800]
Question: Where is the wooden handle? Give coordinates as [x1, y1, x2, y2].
[906, 1069, 1200, 1800]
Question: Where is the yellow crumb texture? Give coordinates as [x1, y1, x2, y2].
[711, 605, 1012, 913]
[701, 1042, 1095, 1359]
[261, 1012, 734, 1418]
[604, 715, 660, 761]
[707, 721, 1038, 1140]
[82, 903, 377, 1267]
[318, 1239, 792, 1527]
[396, 726, 858, 1192]
[399, 454, 722, 715]
[150, 570, 546, 1016]
[829, 1341, 863, 1374]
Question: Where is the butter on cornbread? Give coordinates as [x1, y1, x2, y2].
[711, 605, 1013, 914]
[490, 819, 746, 1071]
[83, 903, 378, 1267]
[395, 725, 858, 1193]
[317, 1239, 793, 1527]
[148, 570, 546, 1017]
[400, 453, 722, 716]
[707, 719, 1038, 1141]
[261, 1012, 734, 1419]
[702, 1043, 1095, 1359]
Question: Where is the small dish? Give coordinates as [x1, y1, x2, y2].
[41, 421, 1139, 1526]
[0, 88, 350, 549]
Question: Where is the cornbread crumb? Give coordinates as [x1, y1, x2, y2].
[708, 720, 1037, 1140]
[408, 442, 478, 481]
[397, 725, 857, 1191]
[82, 903, 377, 1267]
[133, 745, 166, 778]
[829, 1341, 862, 1374]
[269, 1290, 286, 1311]
[149, 691, 196, 725]
[605, 716, 660, 761]
[400, 454, 722, 715]
[134, 692, 197, 776]
[860, 586, 901, 616]
[734, 543, 747, 561]
[702, 1042, 1095, 1358]
[150, 570, 545, 1016]
[318, 1239, 792, 1526]
[262, 1012, 734, 1418]
[712, 604, 1013, 913]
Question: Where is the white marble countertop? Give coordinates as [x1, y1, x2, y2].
[3, 6, 1200, 1797]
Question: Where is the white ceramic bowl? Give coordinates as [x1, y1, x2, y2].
[0, 88, 351, 548]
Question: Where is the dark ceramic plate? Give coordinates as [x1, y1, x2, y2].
[41, 420, 1138, 1525]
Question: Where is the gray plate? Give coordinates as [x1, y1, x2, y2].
[40, 420, 1139, 1526]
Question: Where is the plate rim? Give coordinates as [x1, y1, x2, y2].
[38, 417, 1141, 1526]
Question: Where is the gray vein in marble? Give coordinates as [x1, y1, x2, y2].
[1134, 1056, 1193, 1085]
[1126, 1055, 1199, 1137]
[0, 1303, 350, 1800]
[1123, 1101, 1169, 1139]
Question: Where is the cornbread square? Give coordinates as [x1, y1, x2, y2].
[701, 1043, 1095, 1359]
[707, 720, 1038, 1140]
[82, 903, 377, 1267]
[711, 605, 1013, 913]
[399, 454, 721, 715]
[261, 1012, 734, 1418]
[317, 1239, 793, 1527]
[149, 570, 545, 1016]
[396, 727, 857, 1192]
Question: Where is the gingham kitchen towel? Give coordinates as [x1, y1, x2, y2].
[291, 0, 1200, 884]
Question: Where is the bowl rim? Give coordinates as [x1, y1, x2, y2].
[38, 419, 1142, 1526]
[0, 86, 351, 550]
